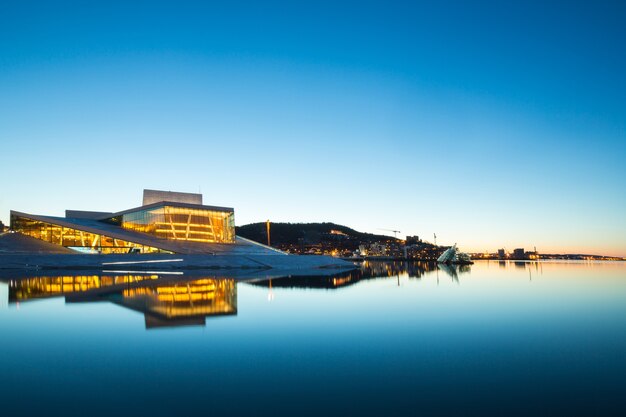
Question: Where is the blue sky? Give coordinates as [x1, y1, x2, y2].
[1, 0, 625, 256]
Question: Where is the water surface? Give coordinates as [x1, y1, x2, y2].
[1, 261, 625, 416]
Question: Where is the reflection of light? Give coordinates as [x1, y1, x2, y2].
[332, 277, 353, 286]
[268, 280, 274, 302]
[101, 259, 183, 265]
[103, 270, 183, 275]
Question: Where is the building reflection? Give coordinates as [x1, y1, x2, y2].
[2, 261, 476, 326]
[7, 274, 236, 329]
[492, 260, 544, 272]
[514, 261, 527, 269]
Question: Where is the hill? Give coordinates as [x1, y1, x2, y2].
[235, 222, 398, 247]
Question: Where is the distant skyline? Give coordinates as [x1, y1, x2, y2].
[1, 1, 625, 256]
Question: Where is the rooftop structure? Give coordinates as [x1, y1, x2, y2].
[142, 189, 203, 206]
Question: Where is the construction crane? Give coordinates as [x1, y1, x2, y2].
[378, 228, 401, 239]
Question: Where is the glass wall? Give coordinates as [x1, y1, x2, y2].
[118, 205, 235, 243]
[11, 214, 170, 254]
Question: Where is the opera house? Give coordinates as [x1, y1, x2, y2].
[2, 189, 353, 272]
[11, 189, 238, 254]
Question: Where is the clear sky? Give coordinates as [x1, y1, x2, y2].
[1, 0, 625, 256]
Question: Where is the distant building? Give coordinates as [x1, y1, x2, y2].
[525, 247, 539, 260]
[405, 235, 420, 245]
[358, 243, 388, 257]
[526, 251, 539, 260]
[497, 249, 506, 259]
[512, 248, 525, 260]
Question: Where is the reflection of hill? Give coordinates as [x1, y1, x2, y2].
[7, 274, 237, 329]
[249, 261, 441, 290]
[249, 273, 360, 290]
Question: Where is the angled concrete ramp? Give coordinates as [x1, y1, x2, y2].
[0, 233, 356, 274]
[0, 232, 75, 254]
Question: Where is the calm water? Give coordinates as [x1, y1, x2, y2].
[1, 261, 625, 416]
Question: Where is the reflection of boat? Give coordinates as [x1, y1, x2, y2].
[437, 263, 459, 282]
[437, 262, 472, 283]
[437, 244, 473, 265]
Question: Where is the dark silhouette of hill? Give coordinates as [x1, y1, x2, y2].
[235, 222, 397, 246]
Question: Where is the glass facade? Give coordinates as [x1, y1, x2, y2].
[114, 205, 235, 244]
[11, 214, 169, 254]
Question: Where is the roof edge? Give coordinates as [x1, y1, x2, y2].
[97, 201, 234, 220]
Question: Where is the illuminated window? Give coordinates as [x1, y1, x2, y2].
[10, 214, 170, 254]
[117, 204, 235, 244]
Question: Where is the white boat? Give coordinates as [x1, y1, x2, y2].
[437, 244, 473, 265]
